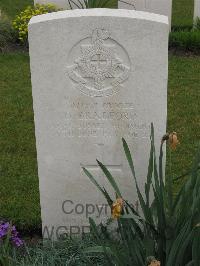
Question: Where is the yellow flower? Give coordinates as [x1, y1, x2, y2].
[169, 132, 179, 150]
[149, 260, 161, 266]
[111, 198, 123, 219]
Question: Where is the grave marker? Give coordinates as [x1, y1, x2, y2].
[119, 0, 172, 28]
[28, 9, 168, 239]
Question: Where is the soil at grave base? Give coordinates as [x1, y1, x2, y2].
[23, 234, 42, 246]
[0, 43, 28, 53]
[169, 47, 200, 57]
[18, 226, 42, 245]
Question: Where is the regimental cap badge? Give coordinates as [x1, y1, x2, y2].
[67, 28, 131, 97]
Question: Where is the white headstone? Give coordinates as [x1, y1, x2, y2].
[34, 0, 117, 9]
[34, 0, 172, 28]
[119, 0, 172, 28]
[33, 0, 91, 9]
[33, 0, 118, 9]
[34, 0, 66, 9]
[29, 9, 168, 239]
[194, 0, 200, 21]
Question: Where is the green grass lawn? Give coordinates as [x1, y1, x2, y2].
[0, 53, 40, 231]
[0, 52, 199, 231]
[167, 54, 200, 191]
[0, 0, 33, 19]
[172, 0, 194, 29]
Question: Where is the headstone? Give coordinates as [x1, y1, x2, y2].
[34, 0, 68, 9]
[33, 0, 91, 9]
[118, 0, 172, 28]
[34, 0, 117, 9]
[34, 0, 172, 28]
[28, 9, 168, 239]
[194, 0, 200, 21]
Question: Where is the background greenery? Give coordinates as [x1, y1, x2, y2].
[0, 53, 40, 231]
[172, 0, 194, 29]
[169, 31, 200, 52]
[0, 0, 33, 19]
[0, 0, 199, 232]
[167, 55, 200, 192]
[0, 0, 196, 29]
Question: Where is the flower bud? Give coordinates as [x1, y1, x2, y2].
[111, 198, 123, 219]
[169, 132, 179, 150]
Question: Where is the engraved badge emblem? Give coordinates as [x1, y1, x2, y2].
[67, 29, 131, 97]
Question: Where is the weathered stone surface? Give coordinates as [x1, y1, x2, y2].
[28, 9, 168, 239]
[194, 0, 200, 21]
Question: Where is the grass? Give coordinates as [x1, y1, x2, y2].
[0, 52, 199, 231]
[167, 54, 200, 191]
[169, 31, 200, 52]
[12, 237, 105, 265]
[0, 0, 33, 19]
[172, 0, 194, 29]
[0, 53, 40, 232]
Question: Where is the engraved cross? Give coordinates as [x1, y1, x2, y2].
[81, 143, 122, 179]
[90, 54, 107, 70]
[81, 143, 123, 211]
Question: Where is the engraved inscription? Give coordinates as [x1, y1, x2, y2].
[56, 100, 149, 139]
[67, 28, 131, 97]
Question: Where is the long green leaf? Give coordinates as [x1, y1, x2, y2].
[122, 138, 153, 225]
[84, 245, 111, 253]
[193, 227, 200, 266]
[145, 124, 154, 207]
[88, 218, 115, 265]
[97, 160, 122, 198]
[167, 221, 191, 266]
[82, 167, 113, 206]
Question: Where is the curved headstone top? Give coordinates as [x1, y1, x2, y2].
[29, 8, 168, 25]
